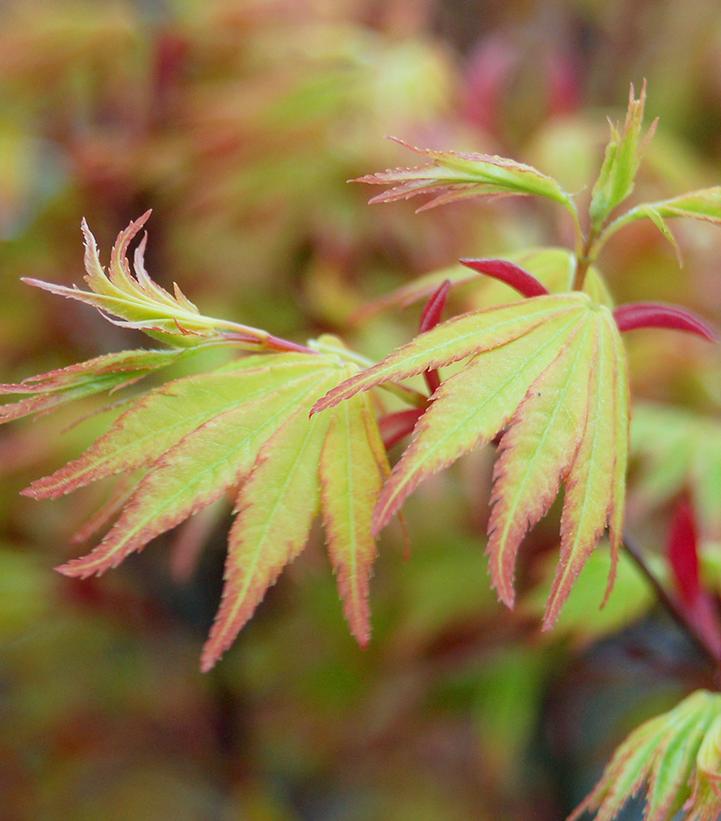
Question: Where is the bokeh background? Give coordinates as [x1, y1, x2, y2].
[2, 1, 721, 818]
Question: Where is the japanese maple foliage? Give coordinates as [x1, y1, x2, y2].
[3, 83, 721, 820]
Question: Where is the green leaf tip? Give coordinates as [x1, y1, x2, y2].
[590, 80, 657, 229]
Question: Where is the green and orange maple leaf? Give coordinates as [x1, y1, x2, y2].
[2, 218, 392, 670]
[313, 291, 630, 626]
[21, 345, 390, 671]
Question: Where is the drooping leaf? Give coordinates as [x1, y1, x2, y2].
[354, 136, 575, 212]
[24, 354, 325, 500]
[314, 293, 630, 624]
[589, 82, 656, 229]
[201, 397, 336, 672]
[488, 315, 596, 612]
[55, 365, 330, 578]
[571, 690, 721, 821]
[20, 338, 392, 668]
[319, 394, 390, 646]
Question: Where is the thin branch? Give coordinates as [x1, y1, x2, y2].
[623, 531, 720, 670]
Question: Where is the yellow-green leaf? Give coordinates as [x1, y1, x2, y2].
[201, 396, 334, 671]
[320, 392, 389, 645]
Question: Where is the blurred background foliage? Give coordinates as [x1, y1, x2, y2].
[1, 1, 721, 818]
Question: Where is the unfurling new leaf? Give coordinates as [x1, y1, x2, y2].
[313, 293, 630, 626]
[22, 212, 275, 349]
[589, 82, 656, 229]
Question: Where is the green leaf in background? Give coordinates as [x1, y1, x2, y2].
[571, 690, 721, 821]
[632, 403, 721, 538]
[589, 82, 656, 229]
[523, 545, 654, 643]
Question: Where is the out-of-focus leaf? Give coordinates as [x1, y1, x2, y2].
[523, 545, 654, 643]
[571, 690, 721, 821]
[632, 403, 721, 538]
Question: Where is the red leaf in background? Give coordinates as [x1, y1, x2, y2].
[462, 36, 518, 137]
[459, 258, 550, 298]
[418, 279, 451, 393]
[379, 408, 425, 450]
[669, 496, 701, 606]
[668, 496, 721, 657]
[613, 302, 718, 342]
[546, 51, 581, 116]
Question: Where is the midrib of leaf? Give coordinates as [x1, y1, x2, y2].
[383, 312, 583, 516]
[493, 319, 593, 582]
[66, 284, 206, 325]
[341, 402, 360, 620]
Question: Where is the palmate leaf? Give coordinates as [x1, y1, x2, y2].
[20, 342, 390, 669]
[571, 690, 721, 821]
[313, 293, 630, 625]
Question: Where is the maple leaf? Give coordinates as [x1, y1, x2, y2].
[354, 137, 576, 213]
[589, 81, 657, 229]
[313, 292, 630, 625]
[600, 187, 721, 262]
[20, 340, 390, 670]
[571, 690, 721, 821]
[22, 212, 296, 351]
